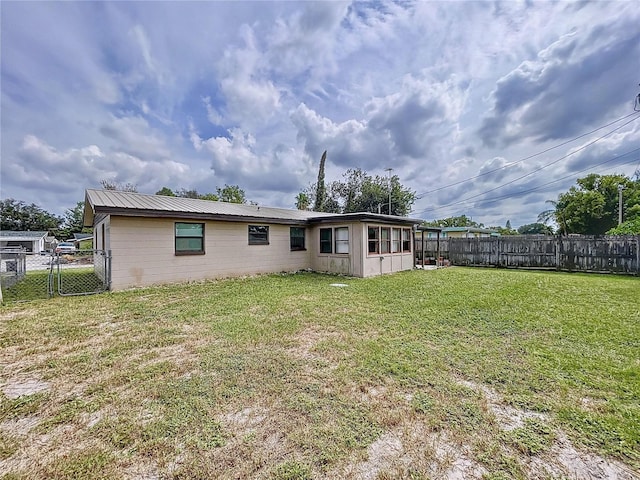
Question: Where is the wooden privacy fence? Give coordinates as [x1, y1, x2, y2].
[416, 235, 640, 274]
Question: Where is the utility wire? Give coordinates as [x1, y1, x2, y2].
[415, 111, 640, 198]
[414, 114, 640, 214]
[412, 147, 640, 216]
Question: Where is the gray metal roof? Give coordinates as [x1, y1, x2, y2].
[83, 189, 424, 226]
[0, 231, 49, 239]
[84, 189, 337, 225]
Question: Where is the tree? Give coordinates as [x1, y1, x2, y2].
[59, 201, 90, 239]
[295, 192, 311, 210]
[422, 215, 483, 228]
[539, 174, 640, 235]
[517, 223, 554, 235]
[101, 180, 138, 192]
[0, 198, 63, 232]
[313, 150, 327, 212]
[216, 184, 246, 204]
[298, 167, 416, 216]
[606, 217, 640, 235]
[156, 187, 176, 196]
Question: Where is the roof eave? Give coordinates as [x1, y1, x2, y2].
[93, 206, 309, 225]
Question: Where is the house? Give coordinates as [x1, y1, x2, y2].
[425, 227, 499, 239]
[0, 231, 52, 253]
[82, 189, 424, 291]
[72, 233, 94, 249]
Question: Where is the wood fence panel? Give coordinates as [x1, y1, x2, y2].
[415, 235, 639, 274]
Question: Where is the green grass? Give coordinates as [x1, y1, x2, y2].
[0, 268, 638, 479]
[2, 268, 106, 302]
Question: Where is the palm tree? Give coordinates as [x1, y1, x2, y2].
[537, 200, 567, 236]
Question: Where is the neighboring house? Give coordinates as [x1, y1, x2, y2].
[425, 227, 499, 239]
[72, 233, 94, 249]
[0, 231, 51, 253]
[83, 189, 424, 291]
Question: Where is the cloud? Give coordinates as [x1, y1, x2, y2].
[479, 14, 640, 147]
[190, 127, 308, 193]
[98, 115, 171, 160]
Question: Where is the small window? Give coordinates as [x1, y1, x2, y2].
[380, 227, 391, 254]
[335, 227, 349, 254]
[290, 227, 305, 251]
[320, 228, 332, 253]
[402, 228, 412, 252]
[368, 227, 379, 254]
[248, 225, 269, 245]
[392, 228, 401, 253]
[175, 222, 204, 255]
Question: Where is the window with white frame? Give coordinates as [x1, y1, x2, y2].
[319, 226, 349, 254]
[402, 228, 412, 252]
[392, 228, 401, 253]
[368, 226, 411, 255]
[335, 227, 349, 254]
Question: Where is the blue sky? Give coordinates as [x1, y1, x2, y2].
[2, 1, 639, 228]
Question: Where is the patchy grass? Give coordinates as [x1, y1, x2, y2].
[2, 267, 106, 302]
[0, 268, 638, 479]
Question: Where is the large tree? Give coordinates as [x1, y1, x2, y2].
[216, 184, 247, 204]
[156, 185, 247, 203]
[0, 199, 63, 232]
[299, 168, 416, 216]
[539, 174, 640, 235]
[422, 215, 484, 228]
[313, 151, 328, 212]
[58, 201, 91, 239]
[517, 223, 554, 235]
[101, 180, 138, 192]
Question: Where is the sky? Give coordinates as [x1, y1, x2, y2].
[2, 1, 640, 228]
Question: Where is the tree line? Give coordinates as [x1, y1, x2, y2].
[423, 173, 640, 235]
[1, 181, 250, 240]
[295, 151, 417, 216]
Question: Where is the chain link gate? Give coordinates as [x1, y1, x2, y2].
[50, 250, 111, 296]
[1, 249, 110, 302]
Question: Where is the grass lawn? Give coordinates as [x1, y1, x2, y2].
[0, 268, 638, 479]
[2, 268, 106, 302]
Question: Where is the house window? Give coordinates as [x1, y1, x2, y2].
[320, 228, 332, 253]
[290, 227, 305, 251]
[368, 227, 379, 254]
[380, 227, 391, 254]
[402, 228, 412, 252]
[335, 227, 349, 254]
[175, 222, 204, 255]
[320, 227, 349, 254]
[392, 228, 401, 253]
[248, 225, 269, 245]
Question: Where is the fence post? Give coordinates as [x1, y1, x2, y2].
[556, 236, 561, 271]
[637, 235, 640, 275]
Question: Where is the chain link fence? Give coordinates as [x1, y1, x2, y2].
[1, 248, 111, 302]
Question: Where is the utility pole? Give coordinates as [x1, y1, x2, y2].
[618, 184, 624, 225]
[385, 168, 393, 215]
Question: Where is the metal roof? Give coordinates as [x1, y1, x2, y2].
[83, 189, 424, 226]
[85, 189, 338, 226]
[0, 231, 49, 240]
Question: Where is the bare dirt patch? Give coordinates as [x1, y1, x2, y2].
[458, 379, 638, 479]
[1, 377, 50, 399]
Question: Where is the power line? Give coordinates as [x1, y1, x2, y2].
[416, 111, 640, 198]
[412, 146, 640, 217]
[414, 115, 640, 214]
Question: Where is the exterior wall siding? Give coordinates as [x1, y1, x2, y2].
[362, 224, 414, 277]
[310, 223, 357, 276]
[109, 216, 311, 290]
